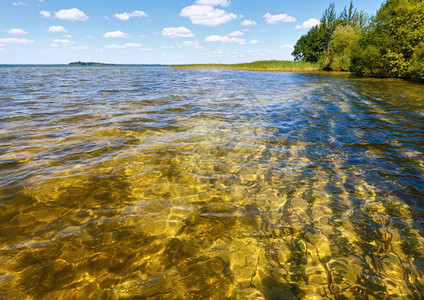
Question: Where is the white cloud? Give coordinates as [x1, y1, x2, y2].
[114, 10, 148, 21]
[105, 43, 143, 49]
[250, 39, 259, 45]
[7, 28, 27, 35]
[180, 5, 237, 27]
[161, 27, 194, 38]
[48, 26, 67, 33]
[241, 20, 256, 26]
[103, 31, 129, 39]
[195, 0, 230, 6]
[0, 37, 34, 44]
[181, 41, 203, 49]
[131, 11, 148, 18]
[71, 46, 90, 50]
[13, 2, 28, 6]
[40, 10, 51, 18]
[263, 12, 296, 24]
[53, 39, 74, 46]
[205, 35, 245, 45]
[54, 8, 89, 21]
[104, 44, 122, 49]
[229, 30, 243, 37]
[295, 18, 320, 30]
[114, 13, 130, 21]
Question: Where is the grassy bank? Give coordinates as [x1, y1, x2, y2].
[171, 60, 320, 72]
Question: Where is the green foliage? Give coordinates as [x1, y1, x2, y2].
[230, 60, 319, 70]
[321, 3, 337, 31]
[339, 2, 369, 28]
[320, 25, 360, 71]
[350, 44, 390, 77]
[351, 0, 424, 79]
[292, 0, 424, 81]
[292, 26, 332, 62]
[292, 3, 336, 63]
[292, 1, 368, 64]
[408, 42, 424, 81]
[172, 60, 319, 71]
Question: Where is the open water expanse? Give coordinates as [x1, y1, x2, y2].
[0, 66, 423, 299]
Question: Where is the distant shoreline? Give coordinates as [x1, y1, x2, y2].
[0, 60, 320, 73]
[69, 61, 113, 66]
[171, 66, 319, 72]
[171, 60, 320, 72]
[0, 64, 169, 67]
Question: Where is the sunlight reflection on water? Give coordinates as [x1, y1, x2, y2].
[0, 67, 424, 299]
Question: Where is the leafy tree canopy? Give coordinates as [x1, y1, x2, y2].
[292, 0, 424, 81]
[320, 24, 360, 71]
[351, 0, 424, 80]
[292, 1, 367, 63]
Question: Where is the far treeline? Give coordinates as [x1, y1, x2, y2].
[292, 0, 424, 81]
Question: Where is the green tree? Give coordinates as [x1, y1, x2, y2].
[351, 0, 424, 79]
[350, 44, 390, 77]
[339, 1, 369, 28]
[292, 2, 368, 63]
[292, 3, 336, 62]
[321, 2, 337, 31]
[320, 24, 360, 71]
[408, 42, 424, 81]
[292, 26, 331, 62]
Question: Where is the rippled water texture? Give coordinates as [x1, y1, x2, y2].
[1, 66, 424, 299]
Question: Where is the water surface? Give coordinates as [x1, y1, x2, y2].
[0, 67, 423, 299]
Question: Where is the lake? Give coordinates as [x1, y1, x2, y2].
[0, 66, 423, 299]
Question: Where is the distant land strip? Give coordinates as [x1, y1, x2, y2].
[171, 60, 320, 72]
[69, 61, 113, 66]
[67, 62, 168, 67]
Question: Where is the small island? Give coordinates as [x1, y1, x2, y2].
[69, 61, 114, 66]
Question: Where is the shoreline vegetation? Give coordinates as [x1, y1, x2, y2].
[175, 0, 423, 83]
[171, 60, 319, 72]
[291, 0, 424, 82]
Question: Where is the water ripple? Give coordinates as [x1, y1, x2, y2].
[0, 67, 423, 299]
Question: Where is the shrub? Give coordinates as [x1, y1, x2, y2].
[408, 42, 424, 81]
[320, 25, 360, 71]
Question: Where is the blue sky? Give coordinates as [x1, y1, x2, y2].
[0, 0, 383, 64]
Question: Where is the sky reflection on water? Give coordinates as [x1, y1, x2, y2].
[0, 67, 424, 299]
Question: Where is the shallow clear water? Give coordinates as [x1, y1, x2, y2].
[0, 66, 424, 299]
